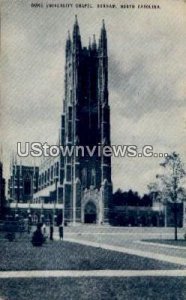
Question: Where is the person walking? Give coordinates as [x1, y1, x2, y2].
[59, 224, 63, 240]
[50, 224, 54, 241]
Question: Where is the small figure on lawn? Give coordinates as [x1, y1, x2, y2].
[50, 224, 54, 241]
[31, 223, 45, 247]
[42, 222, 47, 237]
[59, 224, 63, 240]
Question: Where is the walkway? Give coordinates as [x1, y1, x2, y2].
[0, 269, 186, 279]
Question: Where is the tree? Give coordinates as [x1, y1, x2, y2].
[141, 194, 152, 207]
[112, 189, 124, 206]
[156, 152, 186, 240]
[113, 189, 142, 207]
[147, 182, 162, 206]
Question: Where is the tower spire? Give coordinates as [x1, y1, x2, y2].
[0, 144, 3, 162]
[66, 30, 71, 54]
[92, 34, 97, 50]
[99, 19, 107, 56]
[73, 15, 80, 37]
[102, 19, 105, 29]
[73, 15, 81, 50]
[68, 30, 71, 40]
[88, 37, 91, 50]
[100, 19, 107, 43]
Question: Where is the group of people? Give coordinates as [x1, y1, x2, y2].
[31, 222, 63, 247]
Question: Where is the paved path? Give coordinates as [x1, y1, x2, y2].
[61, 233, 186, 258]
[65, 238, 186, 267]
[0, 270, 186, 278]
[137, 240, 186, 250]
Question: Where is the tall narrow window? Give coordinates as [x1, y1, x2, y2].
[82, 168, 87, 187]
[69, 106, 72, 120]
[91, 168, 96, 187]
[23, 174, 31, 195]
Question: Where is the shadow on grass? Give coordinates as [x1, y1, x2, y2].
[0, 239, 184, 271]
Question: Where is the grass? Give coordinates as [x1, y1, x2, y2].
[0, 277, 186, 300]
[0, 239, 184, 271]
[0, 237, 185, 300]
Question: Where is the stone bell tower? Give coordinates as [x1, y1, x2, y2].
[60, 17, 112, 224]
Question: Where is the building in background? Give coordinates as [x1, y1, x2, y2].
[8, 163, 39, 203]
[183, 202, 186, 228]
[8, 160, 63, 224]
[0, 161, 6, 219]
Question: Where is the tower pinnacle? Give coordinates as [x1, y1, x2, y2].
[66, 30, 71, 53]
[73, 15, 80, 35]
[102, 19, 105, 29]
[100, 19, 107, 39]
[92, 34, 97, 50]
[73, 15, 81, 49]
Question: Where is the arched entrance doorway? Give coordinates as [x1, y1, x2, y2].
[84, 202, 97, 224]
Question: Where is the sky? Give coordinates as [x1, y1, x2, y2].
[1, 0, 186, 195]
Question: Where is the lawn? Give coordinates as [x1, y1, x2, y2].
[0, 277, 186, 300]
[0, 239, 185, 300]
[0, 239, 184, 271]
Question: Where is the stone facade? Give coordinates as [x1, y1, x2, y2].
[0, 161, 6, 218]
[8, 163, 39, 203]
[7, 18, 112, 225]
[61, 17, 112, 224]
